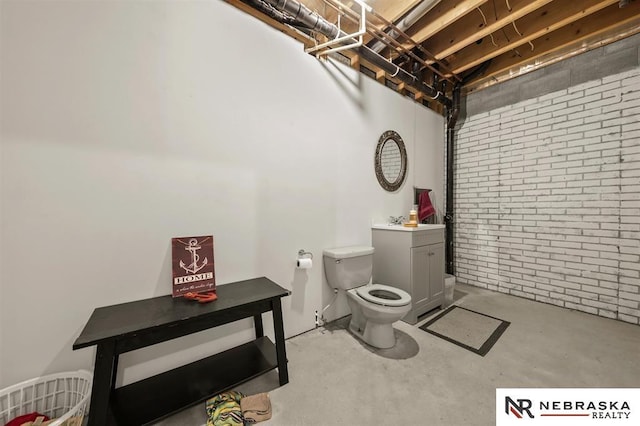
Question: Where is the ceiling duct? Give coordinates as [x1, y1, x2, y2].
[262, 0, 340, 38]
[237, 0, 297, 24]
[244, 0, 451, 107]
[369, 0, 441, 53]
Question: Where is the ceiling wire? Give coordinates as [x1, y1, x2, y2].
[511, 20, 534, 51]
[477, 7, 498, 47]
[511, 21, 522, 36]
[490, 0, 511, 44]
[493, 0, 527, 58]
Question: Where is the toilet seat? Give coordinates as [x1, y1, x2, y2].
[355, 284, 411, 307]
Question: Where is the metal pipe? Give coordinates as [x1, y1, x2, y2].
[370, 0, 441, 53]
[267, 0, 340, 38]
[237, 0, 298, 25]
[366, 6, 461, 83]
[444, 60, 492, 274]
[259, 0, 451, 107]
[321, 0, 457, 84]
[306, 0, 367, 56]
[324, 0, 460, 83]
[445, 85, 459, 275]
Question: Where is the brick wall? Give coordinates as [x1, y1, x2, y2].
[455, 66, 640, 324]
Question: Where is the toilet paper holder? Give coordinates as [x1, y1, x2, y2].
[298, 249, 313, 259]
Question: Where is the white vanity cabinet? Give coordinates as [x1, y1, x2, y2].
[372, 224, 445, 324]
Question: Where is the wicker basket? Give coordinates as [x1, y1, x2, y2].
[0, 370, 92, 426]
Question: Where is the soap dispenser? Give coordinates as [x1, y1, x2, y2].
[404, 205, 419, 227]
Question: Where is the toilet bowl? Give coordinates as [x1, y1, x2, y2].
[323, 246, 412, 349]
[346, 284, 411, 348]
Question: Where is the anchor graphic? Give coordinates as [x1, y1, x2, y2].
[180, 238, 208, 274]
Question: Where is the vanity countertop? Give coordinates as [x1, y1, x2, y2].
[372, 224, 445, 232]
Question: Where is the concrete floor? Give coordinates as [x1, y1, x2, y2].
[156, 284, 640, 426]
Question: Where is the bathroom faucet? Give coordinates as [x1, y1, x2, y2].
[388, 216, 406, 225]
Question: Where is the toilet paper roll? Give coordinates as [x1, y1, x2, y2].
[297, 258, 313, 269]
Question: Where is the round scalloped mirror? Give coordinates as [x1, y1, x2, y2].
[374, 130, 407, 192]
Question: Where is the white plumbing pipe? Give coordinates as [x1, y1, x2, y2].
[305, 0, 369, 56]
[370, 0, 441, 53]
[257, 0, 450, 105]
[318, 289, 339, 326]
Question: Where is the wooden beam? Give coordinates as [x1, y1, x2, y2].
[373, 0, 423, 24]
[300, 0, 335, 26]
[306, 0, 360, 35]
[362, 0, 423, 45]
[402, 0, 488, 47]
[448, 0, 619, 75]
[424, 0, 553, 61]
[319, 0, 425, 48]
[226, 0, 442, 113]
[464, 1, 640, 90]
[350, 53, 360, 69]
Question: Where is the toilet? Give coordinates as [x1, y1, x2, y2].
[323, 246, 411, 349]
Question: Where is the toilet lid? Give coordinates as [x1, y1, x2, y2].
[356, 284, 411, 307]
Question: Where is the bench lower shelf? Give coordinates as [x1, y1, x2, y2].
[109, 336, 278, 425]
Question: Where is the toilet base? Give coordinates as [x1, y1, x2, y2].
[346, 289, 410, 349]
[348, 319, 396, 349]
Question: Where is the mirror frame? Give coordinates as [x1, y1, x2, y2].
[374, 130, 407, 192]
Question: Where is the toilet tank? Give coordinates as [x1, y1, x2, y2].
[323, 246, 375, 290]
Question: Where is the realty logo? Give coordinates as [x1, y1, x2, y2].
[498, 388, 638, 425]
[506, 396, 535, 419]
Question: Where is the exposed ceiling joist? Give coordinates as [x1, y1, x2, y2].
[448, 0, 620, 75]
[227, 0, 640, 103]
[466, 0, 640, 89]
[373, 0, 424, 23]
[425, 0, 555, 60]
[403, 0, 488, 47]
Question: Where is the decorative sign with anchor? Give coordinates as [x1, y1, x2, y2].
[171, 235, 216, 299]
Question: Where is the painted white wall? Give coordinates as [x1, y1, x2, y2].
[0, 109, 3, 387]
[0, 0, 444, 388]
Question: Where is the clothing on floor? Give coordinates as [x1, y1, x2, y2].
[206, 391, 244, 426]
[240, 393, 272, 424]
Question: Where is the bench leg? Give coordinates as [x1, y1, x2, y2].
[87, 340, 117, 426]
[271, 299, 288, 385]
[254, 313, 264, 338]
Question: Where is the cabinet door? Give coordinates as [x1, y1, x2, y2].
[429, 243, 444, 300]
[410, 245, 430, 307]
